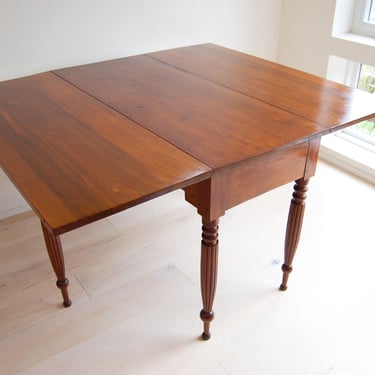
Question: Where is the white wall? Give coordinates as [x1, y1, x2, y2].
[0, 0, 282, 81]
[0, 0, 283, 219]
[278, 0, 375, 77]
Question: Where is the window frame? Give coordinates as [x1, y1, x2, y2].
[352, 0, 375, 37]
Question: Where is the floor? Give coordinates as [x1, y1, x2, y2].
[0, 160, 374, 375]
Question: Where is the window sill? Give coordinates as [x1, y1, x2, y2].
[320, 133, 375, 184]
[333, 32, 375, 47]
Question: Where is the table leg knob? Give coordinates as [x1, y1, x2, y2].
[56, 278, 72, 307]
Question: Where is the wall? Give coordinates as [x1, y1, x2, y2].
[278, 0, 375, 77]
[0, 0, 283, 81]
[0, 0, 283, 219]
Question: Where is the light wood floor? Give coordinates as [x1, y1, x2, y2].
[1, 160, 374, 375]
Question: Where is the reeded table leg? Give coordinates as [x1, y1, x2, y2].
[200, 218, 219, 340]
[280, 178, 309, 291]
[41, 221, 72, 307]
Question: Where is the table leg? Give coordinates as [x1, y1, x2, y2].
[200, 218, 219, 340]
[41, 221, 72, 307]
[280, 178, 309, 291]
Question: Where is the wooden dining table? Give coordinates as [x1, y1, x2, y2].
[1, 43, 374, 340]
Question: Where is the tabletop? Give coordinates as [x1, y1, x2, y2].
[1, 42, 374, 233]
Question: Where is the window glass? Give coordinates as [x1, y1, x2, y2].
[352, 0, 375, 37]
[357, 64, 375, 93]
[350, 64, 375, 142]
[365, 0, 375, 23]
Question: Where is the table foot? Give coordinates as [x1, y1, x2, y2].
[200, 310, 214, 340]
[279, 264, 292, 291]
[41, 221, 72, 308]
[57, 279, 72, 307]
[280, 178, 309, 291]
[200, 218, 219, 340]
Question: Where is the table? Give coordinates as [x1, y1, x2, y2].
[1, 44, 374, 340]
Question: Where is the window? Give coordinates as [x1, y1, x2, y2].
[341, 63, 375, 151]
[324, 3, 375, 184]
[353, 0, 375, 37]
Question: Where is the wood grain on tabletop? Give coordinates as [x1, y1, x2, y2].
[0, 73, 211, 234]
[149, 43, 375, 130]
[54, 52, 324, 169]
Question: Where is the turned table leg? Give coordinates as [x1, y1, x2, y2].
[41, 221, 72, 307]
[200, 218, 219, 340]
[280, 178, 309, 291]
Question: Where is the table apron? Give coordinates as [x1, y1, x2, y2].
[184, 139, 320, 218]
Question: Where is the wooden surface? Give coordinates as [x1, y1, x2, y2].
[0, 72, 211, 234]
[55, 52, 323, 169]
[2, 43, 374, 233]
[149, 43, 375, 131]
